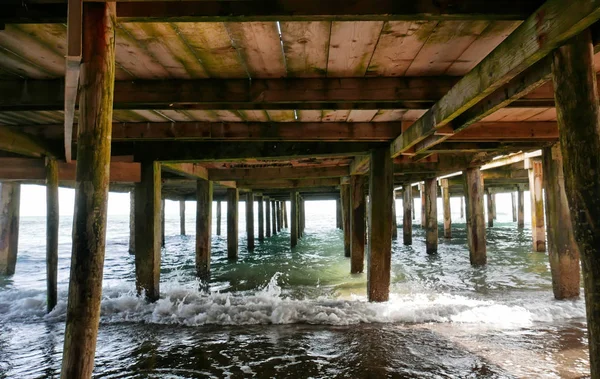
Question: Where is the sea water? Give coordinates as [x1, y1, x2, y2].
[0, 193, 590, 378]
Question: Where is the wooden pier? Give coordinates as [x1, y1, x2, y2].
[0, 0, 599, 376]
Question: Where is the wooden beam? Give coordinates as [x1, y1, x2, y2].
[390, 0, 600, 157]
[350, 155, 370, 176]
[0, 125, 58, 158]
[450, 122, 558, 141]
[208, 165, 348, 181]
[64, 0, 82, 162]
[1, 0, 543, 24]
[237, 177, 340, 190]
[162, 163, 208, 180]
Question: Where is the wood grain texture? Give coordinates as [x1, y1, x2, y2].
[280, 21, 330, 77]
[327, 21, 383, 77]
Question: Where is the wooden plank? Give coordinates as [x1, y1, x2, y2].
[237, 178, 340, 189]
[226, 22, 286, 78]
[391, 0, 600, 157]
[322, 110, 350, 122]
[280, 21, 330, 77]
[0, 124, 58, 158]
[114, 24, 170, 79]
[347, 110, 378, 122]
[208, 165, 349, 181]
[450, 121, 558, 141]
[266, 110, 296, 122]
[162, 162, 208, 180]
[327, 21, 383, 77]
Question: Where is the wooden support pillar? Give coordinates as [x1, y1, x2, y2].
[265, 196, 271, 238]
[216, 200, 222, 236]
[441, 179, 451, 239]
[492, 194, 497, 220]
[412, 196, 416, 220]
[0, 183, 20, 276]
[424, 178, 438, 254]
[341, 183, 351, 258]
[301, 198, 305, 236]
[61, 4, 116, 377]
[543, 144, 580, 300]
[486, 190, 494, 228]
[291, 191, 298, 247]
[227, 188, 239, 260]
[179, 200, 186, 236]
[402, 184, 413, 245]
[336, 198, 342, 229]
[367, 147, 393, 302]
[299, 197, 305, 238]
[551, 30, 600, 375]
[129, 191, 135, 254]
[246, 192, 255, 251]
[420, 183, 426, 227]
[463, 168, 486, 266]
[135, 162, 161, 302]
[257, 195, 264, 242]
[276, 201, 282, 233]
[511, 192, 517, 222]
[527, 158, 546, 252]
[195, 179, 212, 280]
[517, 186, 525, 228]
[46, 160, 58, 313]
[283, 200, 288, 229]
[161, 198, 165, 247]
[271, 199, 277, 236]
[391, 191, 398, 239]
[350, 175, 366, 274]
[460, 197, 464, 219]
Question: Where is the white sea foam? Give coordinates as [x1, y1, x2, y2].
[0, 274, 587, 329]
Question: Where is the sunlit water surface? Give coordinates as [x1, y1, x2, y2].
[0, 198, 589, 378]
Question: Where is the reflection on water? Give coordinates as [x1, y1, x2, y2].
[0, 199, 590, 378]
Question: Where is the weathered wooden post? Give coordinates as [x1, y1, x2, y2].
[367, 147, 393, 302]
[135, 162, 161, 302]
[246, 192, 255, 251]
[196, 179, 212, 280]
[402, 184, 413, 245]
[341, 183, 351, 257]
[227, 188, 239, 260]
[420, 183, 426, 227]
[179, 200, 186, 236]
[441, 179, 451, 239]
[129, 191, 135, 254]
[517, 185, 525, 228]
[486, 190, 494, 228]
[542, 144, 580, 299]
[161, 198, 165, 247]
[0, 183, 20, 276]
[424, 178, 438, 254]
[265, 196, 271, 238]
[526, 158, 546, 252]
[216, 200, 222, 236]
[551, 29, 600, 376]
[463, 168, 486, 265]
[46, 160, 58, 313]
[271, 199, 277, 236]
[257, 195, 264, 242]
[282, 200, 288, 229]
[460, 197, 464, 219]
[391, 190, 398, 239]
[291, 191, 298, 247]
[491, 194, 497, 220]
[61, 3, 116, 377]
[336, 198, 342, 229]
[299, 197, 305, 238]
[276, 201, 282, 233]
[511, 192, 517, 222]
[350, 175, 366, 274]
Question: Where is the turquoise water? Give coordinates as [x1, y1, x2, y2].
[0, 196, 590, 378]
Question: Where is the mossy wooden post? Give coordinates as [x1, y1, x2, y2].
[517, 185, 525, 228]
[276, 201, 282, 233]
[552, 31, 600, 376]
[257, 195, 264, 242]
[271, 199, 277, 236]
[441, 179, 451, 239]
[511, 192, 517, 222]
[419, 183, 426, 227]
[463, 168, 486, 266]
[46, 159, 58, 313]
[341, 183, 351, 257]
[424, 178, 438, 254]
[282, 201, 288, 229]
[227, 188, 239, 260]
[61, 3, 116, 378]
[542, 144, 580, 299]
[246, 192, 255, 251]
[160, 199, 165, 247]
[402, 184, 413, 245]
[491, 194, 497, 220]
[216, 200, 222, 236]
[179, 200, 186, 236]
[135, 162, 161, 302]
[196, 179, 212, 280]
[0, 183, 20, 276]
[486, 190, 494, 228]
[350, 175, 366, 274]
[368, 147, 393, 302]
[291, 191, 298, 247]
[336, 198, 342, 229]
[391, 191, 398, 239]
[265, 196, 271, 238]
[129, 191, 135, 254]
[527, 158, 546, 252]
